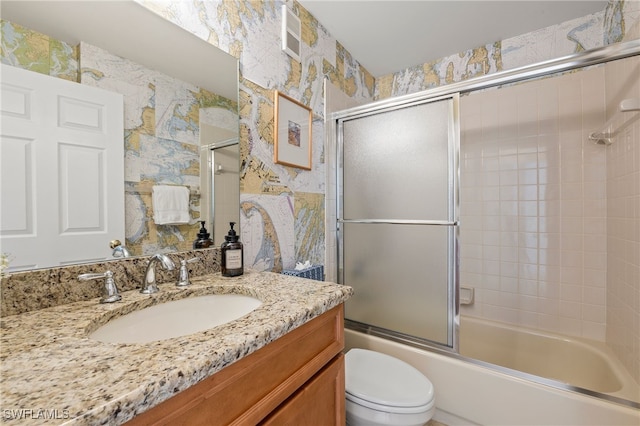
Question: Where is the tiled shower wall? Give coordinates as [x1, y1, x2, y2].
[459, 66, 609, 341]
[604, 55, 640, 383]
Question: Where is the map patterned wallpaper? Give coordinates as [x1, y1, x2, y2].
[0, 20, 237, 256]
[1, 0, 638, 273]
[375, 1, 639, 99]
[0, 20, 78, 81]
[79, 42, 238, 255]
[138, 0, 376, 272]
[141, 0, 638, 273]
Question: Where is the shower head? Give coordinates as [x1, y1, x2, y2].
[588, 98, 640, 146]
[593, 137, 612, 146]
[588, 132, 612, 146]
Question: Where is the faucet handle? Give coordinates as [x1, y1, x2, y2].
[176, 257, 200, 287]
[78, 270, 122, 303]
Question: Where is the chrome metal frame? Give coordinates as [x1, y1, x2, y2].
[332, 39, 640, 121]
[332, 39, 640, 410]
[207, 138, 240, 242]
[336, 92, 460, 350]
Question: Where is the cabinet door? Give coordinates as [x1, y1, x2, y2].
[260, 354, 345, 426]
[125, 306, 344, 426]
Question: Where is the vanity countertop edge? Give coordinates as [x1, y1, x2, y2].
[0, 271, 353, 425]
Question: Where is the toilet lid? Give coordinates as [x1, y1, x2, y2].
[345, 349, 434, 412]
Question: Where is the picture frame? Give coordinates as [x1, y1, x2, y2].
[274, 91, 312, 170]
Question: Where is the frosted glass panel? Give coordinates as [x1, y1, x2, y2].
[342, 100, 451, 221]
[343, 223, 451, 345]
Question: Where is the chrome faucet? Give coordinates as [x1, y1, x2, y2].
[176, 257, 200, 287]
[110, 239, 131, 258]
[78, 270, 122, 303]
[141, 254, 175, 294]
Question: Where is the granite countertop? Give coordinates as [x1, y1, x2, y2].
[0, 271, 353, 425]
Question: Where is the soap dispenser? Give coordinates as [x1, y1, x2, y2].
[221, 222, 243, 277]
[193, 221, 213, 249]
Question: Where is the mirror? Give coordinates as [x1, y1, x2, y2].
[0, 1, 239, 271]
[199, 120, 240, 247]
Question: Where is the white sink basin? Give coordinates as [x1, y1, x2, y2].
[89, 294, 262, 344]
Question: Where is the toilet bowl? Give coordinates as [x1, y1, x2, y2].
[345, 348, 435, 426]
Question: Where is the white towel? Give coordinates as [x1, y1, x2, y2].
[152, 185, 190, 225]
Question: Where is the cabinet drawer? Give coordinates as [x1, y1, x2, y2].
[127, 304, 344, 425]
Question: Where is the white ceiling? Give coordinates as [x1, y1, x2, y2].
[298, 1, 609, 76]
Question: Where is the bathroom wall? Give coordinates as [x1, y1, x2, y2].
[375, 1, 639, 100]
[0, 21, 237, 256]
[603, 54, 640, 383]
[327, 1, 640, 286]
[3, 0, 636, 383]
[0, 1, 376, 273]
[2, 1, 637, 276]
[459, 67, 609, 341]
[137, 0, 375, 272]
[0, 20, 78, 81]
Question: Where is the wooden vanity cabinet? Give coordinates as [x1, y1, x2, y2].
[126, 304, 345, 426]
[260, 353, 344, 425]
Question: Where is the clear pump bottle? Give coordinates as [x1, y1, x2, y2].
[221, 222, 243, 277]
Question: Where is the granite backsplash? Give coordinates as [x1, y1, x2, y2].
[0, 248, 220, 317]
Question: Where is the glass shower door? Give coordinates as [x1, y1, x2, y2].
[337, 94, 459, 348]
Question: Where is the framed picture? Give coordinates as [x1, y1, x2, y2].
[274, 91, 312, 170]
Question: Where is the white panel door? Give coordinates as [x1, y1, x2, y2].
[1, 64, 124, 271]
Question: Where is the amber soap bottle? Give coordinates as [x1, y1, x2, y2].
[193, 221, 213, 249]
[221, 222, 243, 277]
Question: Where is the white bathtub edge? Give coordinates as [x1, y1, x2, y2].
[345, 329, 640, 426]
[433, 408, 480, 426]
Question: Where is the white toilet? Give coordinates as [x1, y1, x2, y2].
[345, 348, 435, 426]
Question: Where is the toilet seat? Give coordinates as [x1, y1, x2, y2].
[346, 391, 435, 414]
[345, 349, 435, 414]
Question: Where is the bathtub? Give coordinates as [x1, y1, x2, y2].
[459, 316, 640, 404]
[345, 317, 640, 425]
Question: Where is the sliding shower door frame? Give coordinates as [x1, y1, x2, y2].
[336, 93, 461, 353]
[333, 39, 640, 353]
[331, 39, 640, 408]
